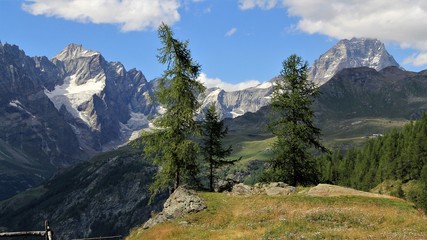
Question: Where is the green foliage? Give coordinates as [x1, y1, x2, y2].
[201, 105, 237, 191]
[419, 165, 427, 211]
[266, 54, 328, 186]
[319, 114, 427, 212]
[138, 23, 205, 195]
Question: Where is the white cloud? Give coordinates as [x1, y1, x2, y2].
[22, 0, 181, 32]
[225, 27, 237, 37]
[197, 72, 260, 91]
[238, 0, 278, 10]
[239, 0, 427, 67]
[403, 52, 427, 66]
[279, 0, 427, 51]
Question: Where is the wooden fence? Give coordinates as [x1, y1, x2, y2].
[72, 236, 122, 240]
[0, 220, 52, 240]
[0, 221, 123, 240]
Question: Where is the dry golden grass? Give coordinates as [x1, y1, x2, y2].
[126, 190, 427, 240]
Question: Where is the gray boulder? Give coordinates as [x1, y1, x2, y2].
[230, 183, 255, 196]
[143, 186, 207, 229]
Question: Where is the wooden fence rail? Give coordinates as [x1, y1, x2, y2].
[72, 235, 122, 240]
[0, 220, 52, 240]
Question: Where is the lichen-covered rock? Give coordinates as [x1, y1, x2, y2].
[231, 183, 255, 196]
[260, 182, 296, 196]
[143, 186, 207, 229]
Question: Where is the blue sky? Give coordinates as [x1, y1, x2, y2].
[2, 0, 427, 91]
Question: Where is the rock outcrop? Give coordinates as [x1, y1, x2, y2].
[143, 186, 207, 229]
[230, 182, 296, 196]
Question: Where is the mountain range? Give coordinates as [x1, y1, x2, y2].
[0, 38, 405, 200]
[1, 37, 424, 238]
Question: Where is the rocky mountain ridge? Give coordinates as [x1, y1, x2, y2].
[307, 37, 401, 86]
[44, 43, 156, 149]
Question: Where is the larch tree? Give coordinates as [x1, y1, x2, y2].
[201, 105, 238, 191]
[266, 54, 328, 186]
[140, 23, 205, 195]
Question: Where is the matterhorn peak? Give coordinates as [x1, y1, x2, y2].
[54, 43, 100, 61]
[308, 37, 401, 86]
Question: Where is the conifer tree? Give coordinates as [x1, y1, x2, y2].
[266, 54, 328, 186]
[201, 105, 238, 191]
[140, 23, 205, 195]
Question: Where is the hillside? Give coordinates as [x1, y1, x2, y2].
[127, 185, 427, 240]
[0, 146, 168, 239]
[225, 66, 427, 153]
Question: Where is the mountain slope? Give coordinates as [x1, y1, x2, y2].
[0, 43, 87, 199]
[0, 145, 167, 239]
[222, 66, 427, 178]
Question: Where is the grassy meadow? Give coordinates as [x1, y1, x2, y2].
[126, 190, 427, 240]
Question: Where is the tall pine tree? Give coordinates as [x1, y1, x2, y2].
[201, 105, 237, 191]
[266, 54, 328, 186]
[140, 23, 205, 195]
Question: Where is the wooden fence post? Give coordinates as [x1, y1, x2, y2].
[45, 220, 53, 240]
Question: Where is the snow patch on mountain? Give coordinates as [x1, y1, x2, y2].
[256, 81, 273, 89]
[119, 111, 149, 142]
[44, 74, 105, 126]
[230, 109, 245, 118]
[9, 100, 35, 118]
[202, 88, 222, 105]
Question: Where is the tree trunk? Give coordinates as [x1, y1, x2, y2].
[175, 168, 180, 191]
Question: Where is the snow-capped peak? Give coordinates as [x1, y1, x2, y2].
[307, 37, 401, 86]
[255, 81, 273, 89]
[54, 43, 100, 61]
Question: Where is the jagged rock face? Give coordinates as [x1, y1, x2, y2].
[45, 44, 156, 148]
[308, 38, 401, 86]
[199, 81, 273, 119]
[0, 43, 86, 200]
[0, 147, 168, 240]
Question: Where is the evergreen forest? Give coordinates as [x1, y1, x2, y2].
[318, 114, 427, 211]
